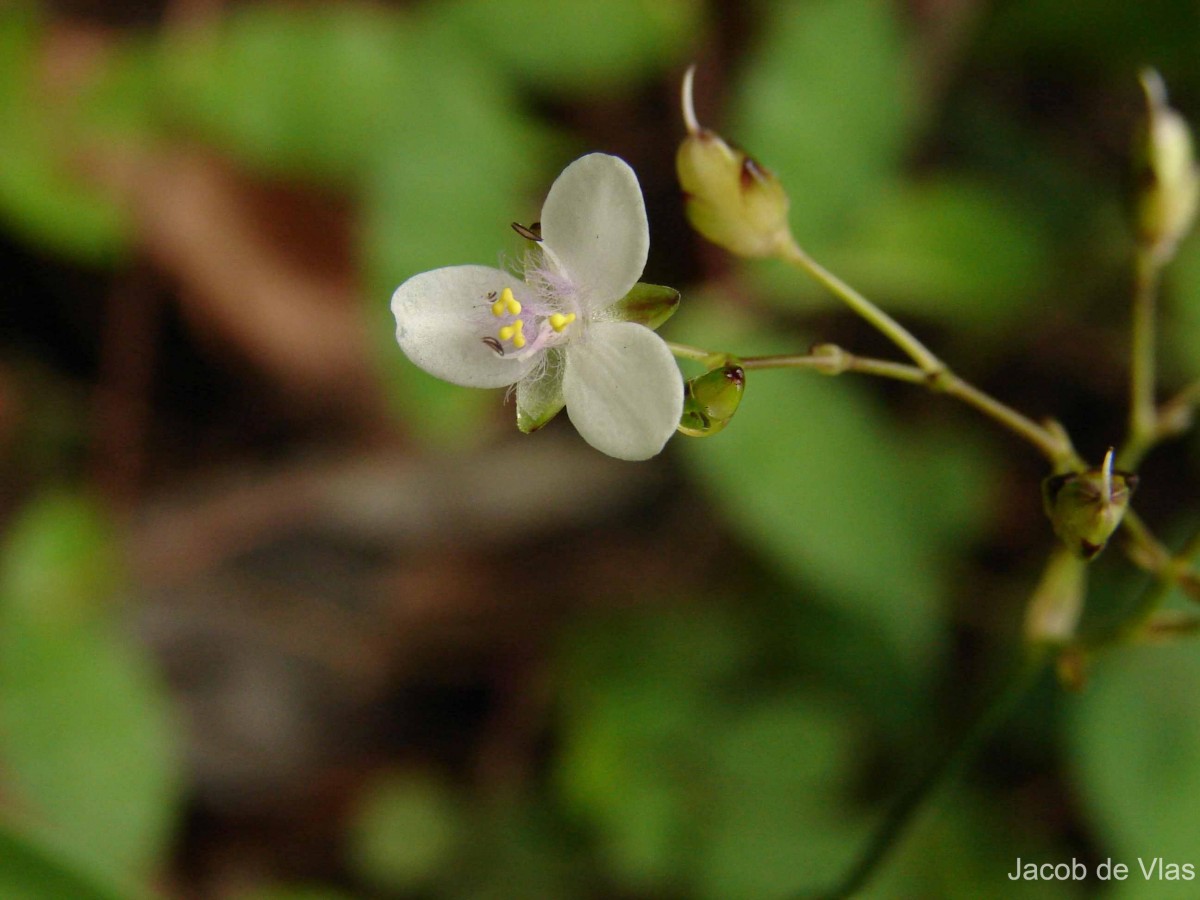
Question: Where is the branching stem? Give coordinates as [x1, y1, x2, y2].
[667, 342, 1078, 468]
[778, 237, 944, 375]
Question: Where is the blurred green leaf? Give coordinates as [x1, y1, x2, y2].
[555, 605, 877, 898]
[82, 36, 159, 141]
[380, 349, 500, 449]
[555, 605, 754, 891]
[672, 302, 990, 666]
[434, 0, 703, 94]
[980, 0, 1200, 79]
[359, 16, 550, 285]
[557, 604, 754, 714]
[819, 178, 1049, 326]
[451, 801, 585, 900]
[0, 493, 180, 889]
[1163, 233, 1200, 382]
[738, 374, 951, 658]
[865, 792, 1069, 899]
[0, 820, 138, 900]
[0, 6, 130, 263]
[157, 4, 417, 180]
[242, 889, 355, 900]
[0, 491, 117, 627]
[1070, 642, 1200, 897]
[785, 600, 928, 743]
[734, 0, 913, 250]
[347, 770, 462, 893]
[695, 694, 863, 900]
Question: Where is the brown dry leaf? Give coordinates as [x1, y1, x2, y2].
[86, 141, 381, 406]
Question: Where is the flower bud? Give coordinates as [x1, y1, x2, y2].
[1024, 545, 1088, 646]
[678, 363, 745, 437]
[676, 67, 792, 258]
[1135, 69, 1200, 262]
[1041, 450, 1137, 560]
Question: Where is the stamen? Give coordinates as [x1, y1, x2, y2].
[498, 317, 526, 349]
[491, 287, 522, 317]
[549, 312, 576, 333]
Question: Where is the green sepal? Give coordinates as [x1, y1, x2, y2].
[678, 364, 745, 437]
[515, 350, 565, 433]
[603, 283, 680, 331]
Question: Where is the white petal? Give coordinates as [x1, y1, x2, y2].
[391, 265, 537, 388]
[563, 321, 683, 461]
[539, 153, 649, 313]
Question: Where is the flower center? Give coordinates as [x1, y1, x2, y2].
[484, 286, 578, 357]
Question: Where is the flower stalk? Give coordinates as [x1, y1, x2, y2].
[775, 237, 945, 377]
[668, 340, 1078, 466]
[1120, 244, 1163, 470]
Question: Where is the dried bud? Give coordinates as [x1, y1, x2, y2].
[1024, 545, 1088, 646]
[1042, 449, 1137, 560]
[678, 363, 745, 437]
[1136, 69, 1199, 262]
[676, 67, 792, 258]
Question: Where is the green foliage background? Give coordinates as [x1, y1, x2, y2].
[3, 0, 1200, 897]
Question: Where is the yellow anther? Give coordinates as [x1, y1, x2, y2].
[498, 318, 525, 343]
[549, 312, 576, 333]
[501, 287, 522, 315]
[492, 287, 522, 317]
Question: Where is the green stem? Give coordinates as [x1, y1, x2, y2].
[771, 239, 1078, 468]
[778, 238, 945, 375]
[932, 371, 1080, 469]
[1120, 247, 1163, 470]
[740, 351, 928, 384]
[667, 342, 930, 384]
[1159, 379, 1200, 434]
[664, 341, 726, 368]
[816, 652, 1048, 899]
[1087, 520, 1200, 648]
[668, 341, 1078, 468]
[1164, 378, 1200, 416]
[1119, 507, 1176, 575]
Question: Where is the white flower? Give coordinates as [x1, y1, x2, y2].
[391, 153, 684, 461]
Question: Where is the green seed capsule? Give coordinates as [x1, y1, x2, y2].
[1042, 451, 1137, 560]
[678, 364, 745, 437]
